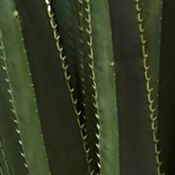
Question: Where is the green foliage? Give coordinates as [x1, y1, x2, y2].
[0, 0, 50, 174]
[0, 0, 173, 175]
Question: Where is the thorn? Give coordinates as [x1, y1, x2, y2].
[7, 89, 12, 94]
[92, 102, 97, 109]
[76, 109, 82, 117]
[13, 119, 18, 124]
[154, 144, 160, 154]
[96, 152, 100, 159]
[80, 123, 85, 129]
[137, 13, 143, 22]
[88, 63, 94, 69]
[147, 93, 154, 104]
[20, 152, 25, 158]
[15, 129, 20, 134]
[54, 30, 59, 40]
[139, 24, 144, 33]
[96, 133, 100, 140]
[97, 162, 101, 169]
[95, 114, 99, 119]
[47, 5, 54, 18]
[85, 5, 90, 13]
[144, 71, 151, 81]
[56, 41, 63, 52]
[96, 143, 100, 149]
[143, 59, 149, 70]
[86, 26, 92, 34]
[9, 99, 13, 104]
[0, 55, 5, 60]
[149, 103, 156, 113]
[150, 113, 157, 122]
[151, 122, 158, 130]
[13, 10, 19, 17]
[83, 135, 88, 140]
[11, 108, 16, 114]
[146, 82, 153, 93]
[62, 62, 68, 71]
[24, 163, 29, 168]
[78, 11, 83, 18]
[87, 36, 92, 46]
[90, 170, 94, 175]
[140, 34, 147, 44]
[88, 158, 93, 163]
[45, 0, 51, 5]
[5, 78, 9, 82]
[96, 123, 100, 130]
[2, 65, 7, 71]
[92, 83, 97, 89]
[18, 140, 23, 145]
[78, 0, 83, 4]
[86, 148, 90, 154]
[50, 18, 57, 29]
[136, 3, 142, 11]
[142, 45, 148, 57]
[65, 72, 71, 81]
[60, 55, 66, 61]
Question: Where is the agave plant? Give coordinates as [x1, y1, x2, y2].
[0, 0, 174, 175]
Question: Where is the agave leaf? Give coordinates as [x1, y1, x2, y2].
[140, 0, 163, 174]
[0, 0, 51, 174]
[0, 11, 29, 175]
[51, 0, 87, 147]
[76, 0, 120, 174]
[49, 0, 90, 171]
[108, 0, 161, 174]
[80, 0, 101, 173]
[14, 0, 89, 174]
[53, 1, 120, 174]
[91, 1, 120, 174]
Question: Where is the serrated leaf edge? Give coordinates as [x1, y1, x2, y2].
[44, 1, 92, 174]
[135, 1, 164, 174]
[0, 30, 30, 174]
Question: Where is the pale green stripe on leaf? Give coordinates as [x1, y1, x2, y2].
[0, 0, 51, 174]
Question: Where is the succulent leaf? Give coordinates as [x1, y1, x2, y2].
[0, 0, 51, 174]
[108, 0, 162, 174]
[0, 1, 172, 175]
[135, 0, 163, 174]
[91, 1, 120, 174]
[13, 0, 90, 174]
